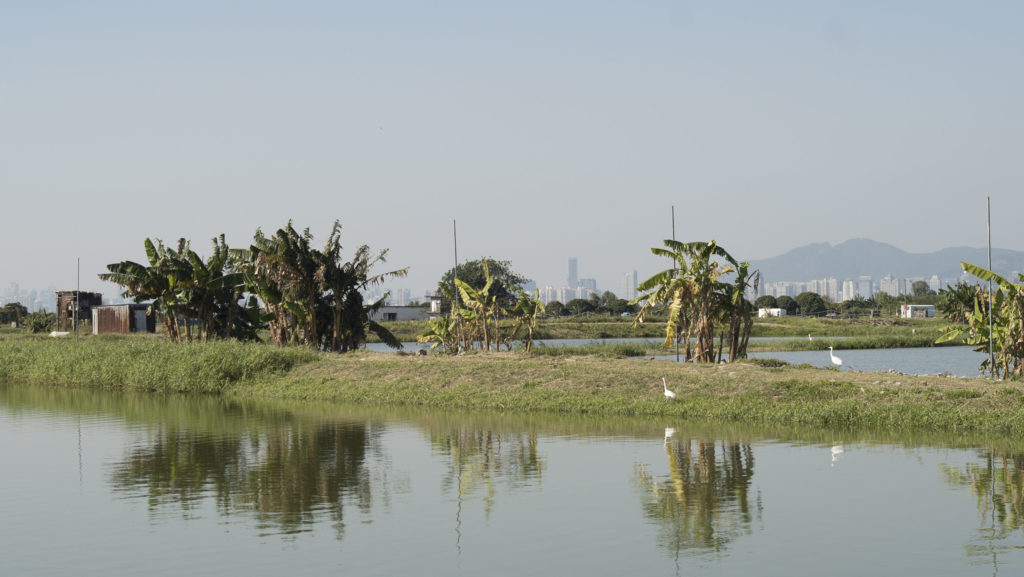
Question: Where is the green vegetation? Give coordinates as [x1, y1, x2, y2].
[939, 262, 1024, 378]
[633, 240, 757, 362]
[2, 335, 1020, 434]
[100, 221, 407, 352]
[0, 336, 319, 393]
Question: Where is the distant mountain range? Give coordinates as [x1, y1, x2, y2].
[750, 238, 1024, 284]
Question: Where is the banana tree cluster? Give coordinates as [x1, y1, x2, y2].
[418, 261, 544, 353]
[100, 236, 259, 342]
[938, 262, 1024, 378]
[101, 221, 407, 352]
[632, 240, 758, 363]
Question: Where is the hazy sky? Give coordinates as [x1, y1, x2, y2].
[3, 1, 1022, 298]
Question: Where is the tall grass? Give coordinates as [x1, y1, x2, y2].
[0, 336, 321, 393]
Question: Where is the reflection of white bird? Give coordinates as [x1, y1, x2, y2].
[828, 346, 843, 367]
[662, 377, 676, 399]
[831, 444, 844, 465]
[664, 427, 676, 443]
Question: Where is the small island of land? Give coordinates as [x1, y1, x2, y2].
[2, 315, 1019, 435]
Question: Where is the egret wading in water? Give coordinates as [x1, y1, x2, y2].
[662, 377, 676, 399]
[828, 346, 843, 368]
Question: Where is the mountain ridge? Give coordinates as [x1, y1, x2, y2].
[750, 238, 1024, 284]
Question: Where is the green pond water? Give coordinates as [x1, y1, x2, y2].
[2, 383, 1023, 576]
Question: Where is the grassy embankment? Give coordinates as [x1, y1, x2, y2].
[2, 328, 1019, 435]
[380, 315, 955, 356]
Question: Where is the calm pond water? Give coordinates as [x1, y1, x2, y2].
[746, 346, 989, 377]
[3, 383, 1023, 577]
[374, 338, 989, 378]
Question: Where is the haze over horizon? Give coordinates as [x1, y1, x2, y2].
[4, 2, 1022, 298]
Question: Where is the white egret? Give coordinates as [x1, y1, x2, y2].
[828, 346, 843, 367]
[808, 334, 813, 341]
[661, 377, 677, 399]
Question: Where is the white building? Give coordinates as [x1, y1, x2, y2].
[900, 304, 936, 318]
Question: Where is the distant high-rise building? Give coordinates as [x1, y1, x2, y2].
[558, 286, 576, 303]
[842, 280, 855, 302]
[543, 285, 556, 304]
[567, 257, 578, 288]
[623, 270, 638, 300]
[879, 275, 900, 297]
[579, 278, 598, 298]
[857, 276, 873, 299]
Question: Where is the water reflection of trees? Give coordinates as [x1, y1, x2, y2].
[109, 421, 380, 538]
[635, 436, 759, 558]
[940, 451, 1024, 568]
[429, 426, 545, 516]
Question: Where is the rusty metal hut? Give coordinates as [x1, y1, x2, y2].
[91, 304, 156, 335]
[55, 291, 104, 331]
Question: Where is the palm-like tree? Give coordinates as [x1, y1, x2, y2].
[939, 262, 1024, 378]
[510, 288, 546, 353]
[633, 240, 752, 363]
[100, 238, 193, 341]
[455, 260, 503, 351]
[234, 220, 407, 352]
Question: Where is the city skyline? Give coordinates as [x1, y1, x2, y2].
[1, 240, 988, 313]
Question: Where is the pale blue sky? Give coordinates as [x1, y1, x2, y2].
[3, 1, 1022, 297]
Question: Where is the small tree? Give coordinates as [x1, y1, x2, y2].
[0, 302, 28, 327]
[938, 262, 1024, 378]
[795, 292, 826, 316]
[437, 259, 528, 312]
[776, 295, 798, 315]
[510, 288, 546, 352]
[912, 280, 935, 297]
[545, 301, 566, 317]
[754, 295, 777, 309]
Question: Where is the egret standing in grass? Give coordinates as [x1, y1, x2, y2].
[662, 377, 676, 399]
[828, 346, 843, 368]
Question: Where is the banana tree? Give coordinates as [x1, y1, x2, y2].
[455, 260, 506, 351]
[938, 262, 1024, 378]
[510, 288, 546, 353]
[100, 238, 193, 341]
[633, 240, 736, 362]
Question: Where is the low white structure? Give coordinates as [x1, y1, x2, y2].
[369, 305, 430, 322]
[758, 308, 787, 318]
[900, 304, 936, 319]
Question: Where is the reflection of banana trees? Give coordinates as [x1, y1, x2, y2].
[109, 421, 381, 538]
[635, 438, 758, 557]
[940, 451, 1024, 565]
[430, 428, 545, 517]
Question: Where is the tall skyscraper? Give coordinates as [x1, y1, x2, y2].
[567, 257, 578, 288]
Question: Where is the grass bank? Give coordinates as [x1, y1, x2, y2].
[379, 315, 955, 348]
[2, 335, 1020, 435]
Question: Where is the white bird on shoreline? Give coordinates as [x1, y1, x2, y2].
[662, 377, 676, 399]
[828, 346, 843, 367]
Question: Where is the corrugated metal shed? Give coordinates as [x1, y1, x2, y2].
[92, 304, 156, 335]
[55, 291, 103, 331]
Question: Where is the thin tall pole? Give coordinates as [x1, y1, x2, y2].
[453, 220, 462, 352]
[75, 257, 80, 340]
[987, 197, 994, 381]
[672, 206, 679, 362]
